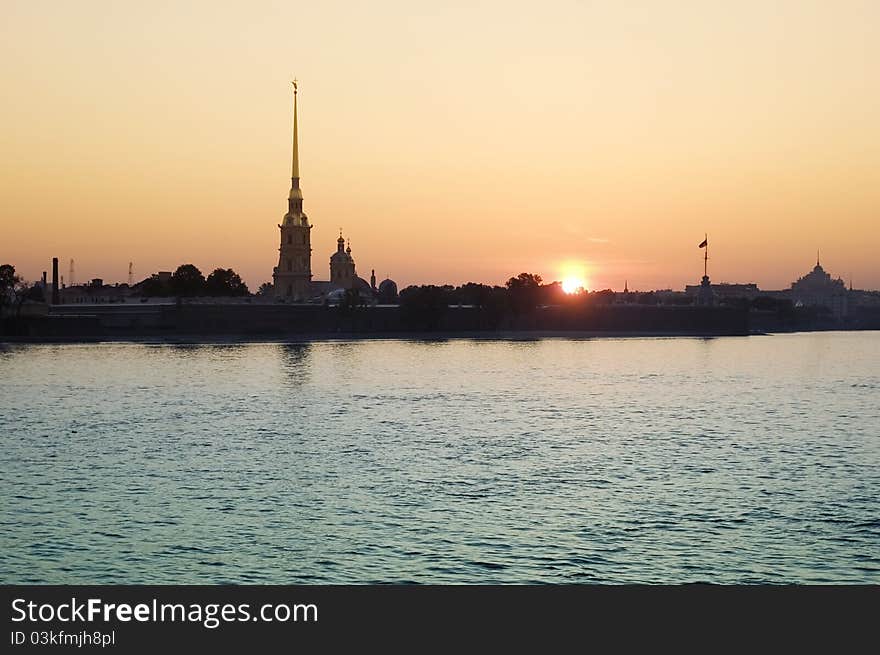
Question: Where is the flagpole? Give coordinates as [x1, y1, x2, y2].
[703, 233, 708, 278]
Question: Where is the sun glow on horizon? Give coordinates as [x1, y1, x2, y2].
[2, 3, 879, 290]
[561, 276, 586, 294]
[559, 260, 590, 294]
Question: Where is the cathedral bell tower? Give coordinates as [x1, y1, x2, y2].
[273, 80, 312, 300]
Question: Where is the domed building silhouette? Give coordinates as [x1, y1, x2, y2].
[377, 278, 398, 304]
[322, 230, 375, 297]
[329, 231, 372, 292]
[789, 251, 848, 319]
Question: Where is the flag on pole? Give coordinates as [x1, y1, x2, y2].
[698, 238, 708, 248]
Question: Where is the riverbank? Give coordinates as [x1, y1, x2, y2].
[1, 302, 752, 341]
[1, 329, 765, 345]
[9, 326, 880, 346]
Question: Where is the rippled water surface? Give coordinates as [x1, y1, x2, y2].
[1, 333, 878, 583]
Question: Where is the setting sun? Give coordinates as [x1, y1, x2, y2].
[562, 277, 586, 294]
[559, 260, 590, 294]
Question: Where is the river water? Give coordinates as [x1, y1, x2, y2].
[1, 332, 878, 583]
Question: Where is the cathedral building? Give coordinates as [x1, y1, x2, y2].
[273, 81, 312, 300]
[305, 234, 373, 303]
[330, 232, 356, 288]
[323, 230, 375, 299]
[270, 83, 395, 303]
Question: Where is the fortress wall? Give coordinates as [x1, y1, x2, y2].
[9, 303, 750, 338]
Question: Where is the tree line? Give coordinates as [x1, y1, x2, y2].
[139, 264, 250, 297]
[394, 272, 799, 330]
[397, 273, 616, 330]
[1, 262, 253, 304]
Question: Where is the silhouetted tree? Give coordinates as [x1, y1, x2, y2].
[450, 283, 509, 328]
[0, 264, 16, 309]
[506, 273, 543, 290]
[450, 282, 492, 306]
[12, 278, 41, 318]
[139, 275, 172, 297]
[205, 268, 249, 296]
[1, 270, 43, 334]
[399, 285, 451, 331]
[506, 272, 543, 314]
[540, 281, 566, 305]
[257, 282, 274, 297]
[171, 264, 206, 297]
[591, 289, 616, 305]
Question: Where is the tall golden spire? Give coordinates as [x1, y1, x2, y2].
[291, 79, 299, 181]
[287, 79, 303, 208]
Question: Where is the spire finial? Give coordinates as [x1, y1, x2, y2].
[817, 247, 820, 267]
[291, 79, 299, 181]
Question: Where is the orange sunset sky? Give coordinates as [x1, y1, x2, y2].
[2, 1, 878, 291]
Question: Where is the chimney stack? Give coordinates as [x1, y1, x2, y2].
[52, 258, 59, 304]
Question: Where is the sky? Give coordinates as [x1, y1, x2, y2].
[2, 0, 878, 291]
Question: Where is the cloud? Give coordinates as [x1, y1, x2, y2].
[588, 237, 610, 244]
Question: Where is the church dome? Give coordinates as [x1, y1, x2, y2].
[378, 278, 398, 302]
[330, 233, 353, 263]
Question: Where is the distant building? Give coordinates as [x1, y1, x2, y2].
[653, 289, 691, 305]
[789, 254, 848, 319]
[685, 283, 760, 299]
[62, 279, 131, 304]
[849, 289, 880, 308]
